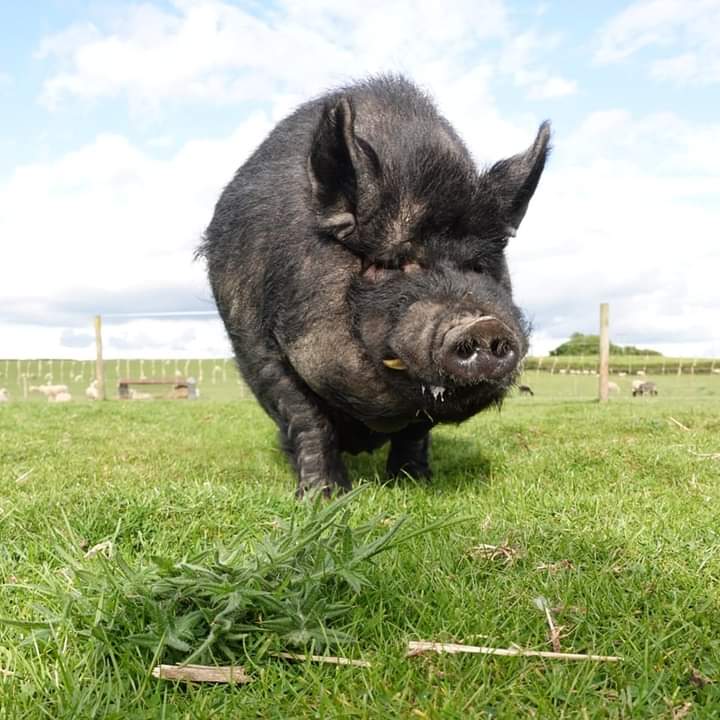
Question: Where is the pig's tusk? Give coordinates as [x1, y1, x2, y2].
[383, 358, 408, 370]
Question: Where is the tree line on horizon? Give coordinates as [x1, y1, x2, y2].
[550, 332, 662, 357]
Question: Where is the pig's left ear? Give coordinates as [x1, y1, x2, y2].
[487, 121, 551, 234]
[308, 97, 381, 242]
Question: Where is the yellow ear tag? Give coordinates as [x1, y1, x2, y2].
[383, 358, 408, 370]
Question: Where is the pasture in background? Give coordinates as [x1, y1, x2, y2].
[0, 357, 250, 403]
[1, 356, 718, 404]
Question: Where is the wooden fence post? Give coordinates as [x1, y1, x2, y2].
[95, 315, 106, 400]
[599, 303, 609, 403]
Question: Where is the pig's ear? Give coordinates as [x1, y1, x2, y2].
[308, 97, 381, 240]
[487, 121, 551, 234]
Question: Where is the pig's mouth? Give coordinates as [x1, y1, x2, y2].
[380, 364, 515, 421]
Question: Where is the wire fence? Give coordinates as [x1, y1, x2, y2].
[523, 355, 720, 375]
[1, 357, 718, 403]
[0, 358, 250, 402]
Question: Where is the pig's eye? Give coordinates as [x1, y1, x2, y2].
[400, 259, 421, 273]
[362, 262, 387, 281]
[361, 256, 420, 281]
[360, 258, 396, 281]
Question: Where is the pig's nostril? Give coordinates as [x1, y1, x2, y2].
[455, 339, 479, 361]
[439, 319, 520, 383]
[490, 337, 512, 358]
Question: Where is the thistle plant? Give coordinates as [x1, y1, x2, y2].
[4, 488, 452, 668]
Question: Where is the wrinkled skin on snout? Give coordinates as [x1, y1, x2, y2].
[352, 263, 529, 425]
[200, 76, 550, 496]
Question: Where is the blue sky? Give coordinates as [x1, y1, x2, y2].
[0, 0, 711, 172]
[2, 0, 719, 358]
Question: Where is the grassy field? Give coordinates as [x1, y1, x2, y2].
[1, 371, 720, 718]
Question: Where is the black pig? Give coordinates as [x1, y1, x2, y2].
[199, 76, 550, 496]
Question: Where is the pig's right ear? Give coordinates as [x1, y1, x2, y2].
[308, 97, 381, 241]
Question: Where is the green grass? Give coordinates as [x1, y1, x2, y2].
[516, 370, 720, 401]
[1, 373, 720, 718]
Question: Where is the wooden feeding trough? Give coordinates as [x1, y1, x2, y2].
[117, 377, 197, 400]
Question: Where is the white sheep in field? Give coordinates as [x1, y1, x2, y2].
[129, 389, 153, 400]
[607, 381, 620, 393]
[631, 379, 645, 393]
[86, 379, 99, 400]
[0, 388, 9, 402]
[49, 391, 72, 402]
[29, 384, 69, 399]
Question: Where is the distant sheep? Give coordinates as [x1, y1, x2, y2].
[29, 384, 69, 399]
[633, 381, 658, 397]
[129, 389, 153, 400]
[85, 379, 99, 400]
[607, 381, 620, 393]
[0, 388, 9, 403]
[168, 386, 190, 400]
[49, 391, 72, 403]
[518, 384, 534, 397]
[186, 377, 199, 400]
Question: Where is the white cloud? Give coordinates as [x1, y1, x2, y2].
[498, 30, 577, 101]
[509, 109, 720, 357]
[35, 0, 573, 111]
[526, 76, 576, 100]
[37, 0, 510, 109]
[596, 0, 720, 84]
[1, 113, 272, 343]
[104, 318, 231, 357]
[561, 109, 720, 176]
[0, 319, 232, 360]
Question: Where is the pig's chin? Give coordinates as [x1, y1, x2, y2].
[382, 364, 517, 422]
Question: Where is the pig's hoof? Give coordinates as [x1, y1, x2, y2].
[296, 482, 351, 500]
[296, 469, 352, 499]
[385, 456, 432, 481]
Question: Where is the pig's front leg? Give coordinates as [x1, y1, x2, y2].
[386, 422, 433, 480]
[258, 363, 350, 497]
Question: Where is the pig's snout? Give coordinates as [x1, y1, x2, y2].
[438, 316, 520, 383]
